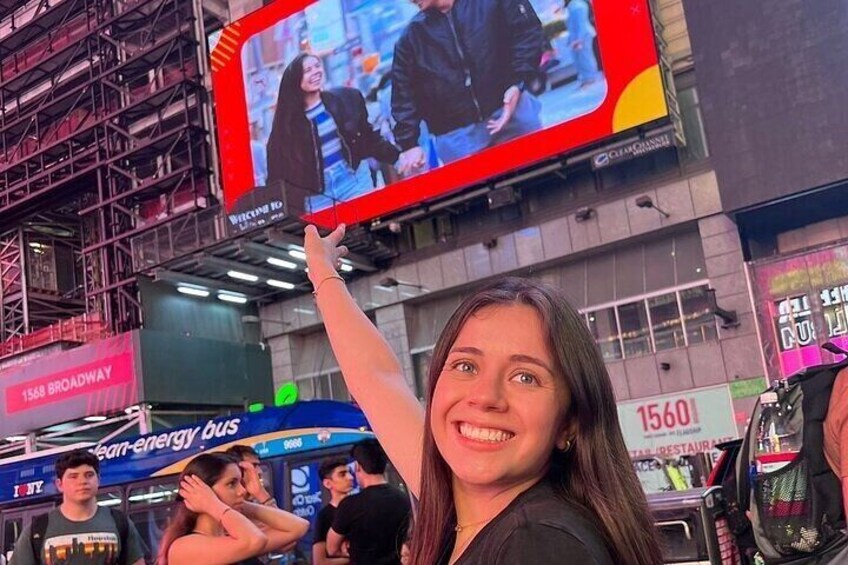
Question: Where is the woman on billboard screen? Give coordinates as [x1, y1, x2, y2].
[264, 53, 400, 214]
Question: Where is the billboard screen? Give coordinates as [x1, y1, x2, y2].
[212, 0, 668, 232]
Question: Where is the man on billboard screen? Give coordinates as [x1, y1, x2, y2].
[392, 0, 545, 176]
[212, 0, 666, 232]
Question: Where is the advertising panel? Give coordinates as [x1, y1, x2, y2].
[0, 401, 371, 505]
[0, 333, 139, 437]
[749, 243, 848, 380]
[617, 385, 738, 458]
[212, 0, 668, 232]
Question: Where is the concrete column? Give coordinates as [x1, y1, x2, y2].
[375, 304, 416, 393]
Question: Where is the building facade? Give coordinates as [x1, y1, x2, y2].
[257, 0, 771, 456]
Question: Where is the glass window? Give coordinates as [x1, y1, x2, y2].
[586, 255, 615, 306]
[97, 489, 123, 509]
[296, 377, 316, 400]
[618, 301, 652, 357]
[26, 241, 57, 291]
[773, 294, 817, 351]
[681, 286, 718, 344]
[648, 293, 685, 351]
[615, 245, 645, 299]
[819, 284, 848, 341]
[2, 516, 23, 561]
[329, 371, 351, 402]
[644, 238, 676, 292]
[128, 482, 178, 507]
[129, 504, 177, 562]
[412, 350, 434, 400]
[560, 261, 587, 309]
[316, 374, 332, 399]
[587, 308, 622, 361]
[674, 232, 707, 284]
[678, 86, 710, 163]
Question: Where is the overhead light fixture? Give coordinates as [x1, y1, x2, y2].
[705, 288, 740, 329]
[378, 277, 427, 291]
[267, 257, 297, 269]
[227, 270, 259, 282]
[267, 279, 295, 290]
[218, 292, 248, 304]
[288, 249, 307, 260]
[177, 285, 210, 298]
[5, 435, 27, 442]
[635, 195, 670, 218]
[84, 415, 108, 422]
[574, 206, 594, 222]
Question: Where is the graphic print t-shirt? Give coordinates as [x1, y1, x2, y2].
[10, 507, 146, 565]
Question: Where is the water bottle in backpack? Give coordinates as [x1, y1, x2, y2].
[753, 383, 802, 475]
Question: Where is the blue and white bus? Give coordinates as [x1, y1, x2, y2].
[0, 401, 390, 564]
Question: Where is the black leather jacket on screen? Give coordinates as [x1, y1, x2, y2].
[391, 0, 544, 150]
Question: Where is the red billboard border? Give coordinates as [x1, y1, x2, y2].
[212, 0, 668, 229]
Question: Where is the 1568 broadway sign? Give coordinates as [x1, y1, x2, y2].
[6, 351, 134, 413]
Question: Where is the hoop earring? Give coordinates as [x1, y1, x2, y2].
[559, 439, 573, 453]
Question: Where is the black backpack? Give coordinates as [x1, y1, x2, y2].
[30, 508, 130, 564]
[735, 345, 848, 564]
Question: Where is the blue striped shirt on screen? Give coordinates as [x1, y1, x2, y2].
[306, 101, 344, 169]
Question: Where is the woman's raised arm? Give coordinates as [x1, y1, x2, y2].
[305, 224, 425, 496]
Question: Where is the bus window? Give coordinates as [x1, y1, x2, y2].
[97, 487, 124, 509]
[2, 515, 23, 563]
[128, 482, 178, 507]
[128, 503, 175, 562]
[1, 503, 54, 563]
[127, 481, 178, 562]
[257, 462, 274, 501]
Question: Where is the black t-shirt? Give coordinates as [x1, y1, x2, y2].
[438, 480, 615, 565]
[313, 504, 337, 544]
[332, 484, 411, 565]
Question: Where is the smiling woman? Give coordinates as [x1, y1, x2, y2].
[304, 224, 663, 565]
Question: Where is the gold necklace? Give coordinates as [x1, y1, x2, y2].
[454, 517, 491, 533]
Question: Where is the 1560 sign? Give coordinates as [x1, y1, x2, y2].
[636, 399, 700, 432]
[618, 386, 738, 457]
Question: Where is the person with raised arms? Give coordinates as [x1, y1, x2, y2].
[304, 224, 662, 564]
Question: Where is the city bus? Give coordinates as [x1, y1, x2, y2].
[0, 400, 383, 564]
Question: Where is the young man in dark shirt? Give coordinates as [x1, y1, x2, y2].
[225, 444, 277, 507]
[312, 458, 354, 565]
[10, 450, 146, 565]
[327, 440, 411, 565]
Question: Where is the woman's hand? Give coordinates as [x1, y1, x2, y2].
[238, 461, 266, 502]
[180, 475, 227, 517]
[304, 224, 348, 287]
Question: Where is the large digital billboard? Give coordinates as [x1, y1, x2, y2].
[212, 0, 668, 232]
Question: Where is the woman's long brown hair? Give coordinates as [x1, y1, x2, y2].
[408, 277, 662, 565]
[156, 453, 239, 565]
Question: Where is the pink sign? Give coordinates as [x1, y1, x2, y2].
[5, 351, 134, 414]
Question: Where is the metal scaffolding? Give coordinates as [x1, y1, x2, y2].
[0, 0, 212, 339]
